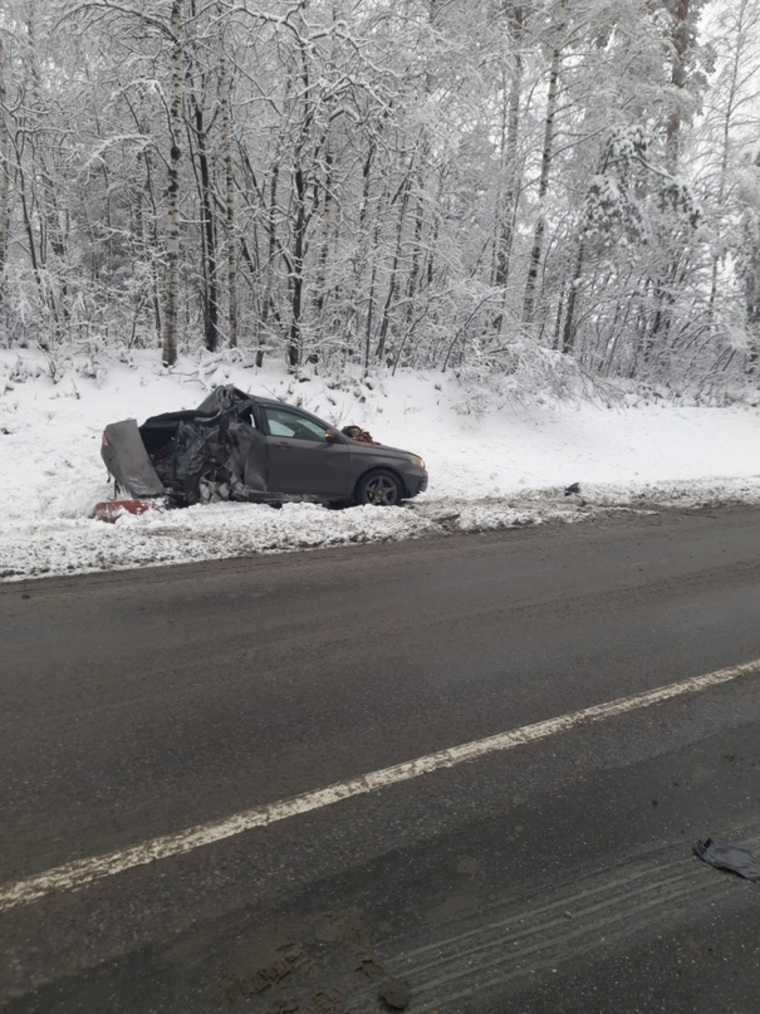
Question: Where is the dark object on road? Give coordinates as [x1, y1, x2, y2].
[564, 482, 581, 496]
[100, 385, 427, 509]
[693, 836, 760, 881]
[378, 978, 411, 1010]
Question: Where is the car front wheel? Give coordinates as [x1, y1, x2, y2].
[355, 469, 404, 506]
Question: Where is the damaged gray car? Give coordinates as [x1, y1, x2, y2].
[100, 386, 427, 509]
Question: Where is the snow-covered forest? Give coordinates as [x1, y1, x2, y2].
[1, 0, 760, 399]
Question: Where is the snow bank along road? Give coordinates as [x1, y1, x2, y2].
[2, 506, 760, 1012]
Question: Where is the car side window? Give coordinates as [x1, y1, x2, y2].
[262, 406, 327, 442]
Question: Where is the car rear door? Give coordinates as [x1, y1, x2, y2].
[259, 404, 351, 497]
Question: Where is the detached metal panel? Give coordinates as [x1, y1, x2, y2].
[101, 419, 166, 498]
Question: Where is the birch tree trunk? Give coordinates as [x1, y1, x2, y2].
[257, 162, 279, 368]
[162, 0, 183, 366]
[0, 36, 10, 308]
[286, 6, 311, 371]
[704, 0, 760, 317]
[376, 170, 412, 363]
[493, 2, 524, 299]
[405, 173, 425, 324]
[665, 0, 691, 173]
[522, 0, 567, 325]
[187, 86, 220, 352]
[288, 152, 306, 369]
[313, 142, 334, 327]
[218, 15, 238, 350]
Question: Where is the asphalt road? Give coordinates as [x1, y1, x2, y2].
[2, 505, 760, 1013]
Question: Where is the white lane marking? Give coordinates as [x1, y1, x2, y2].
[2, 658, 759, 913]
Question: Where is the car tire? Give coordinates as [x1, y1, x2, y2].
[355, 469, 404, 506]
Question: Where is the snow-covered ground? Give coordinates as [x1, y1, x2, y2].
[1, 349, 759, 582]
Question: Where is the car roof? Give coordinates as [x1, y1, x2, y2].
[253, 396, 287, 408]
[253, 395, 324, 418]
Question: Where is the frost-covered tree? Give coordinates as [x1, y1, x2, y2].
[693, 0, 760, 381]
[0, 0, 756, 398]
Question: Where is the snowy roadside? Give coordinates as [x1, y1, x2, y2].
[4, 481, 760, 583]
[1, 350, 759, 582]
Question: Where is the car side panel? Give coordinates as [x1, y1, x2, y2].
[265, 437, 353, 497]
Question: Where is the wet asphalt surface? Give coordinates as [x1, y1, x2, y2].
[1, 505, 760, 1013]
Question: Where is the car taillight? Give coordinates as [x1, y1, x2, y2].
[101, 430, 110, 446]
